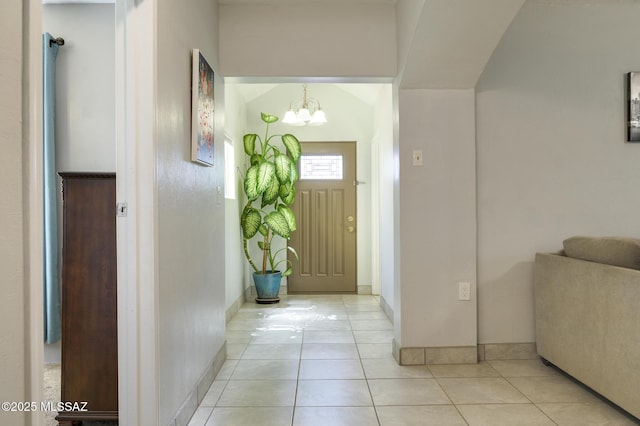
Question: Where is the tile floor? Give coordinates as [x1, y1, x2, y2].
[189, 295, 639, 426]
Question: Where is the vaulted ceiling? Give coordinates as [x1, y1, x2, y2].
[219, 0, 524, 89]
[399, 0, 525, 89]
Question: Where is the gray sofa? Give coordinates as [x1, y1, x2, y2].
[534, 236, 640, 420]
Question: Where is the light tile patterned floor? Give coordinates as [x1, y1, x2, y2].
[189, 295, 640, 426]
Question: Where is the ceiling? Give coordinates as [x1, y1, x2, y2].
[399, 0, 526, 89]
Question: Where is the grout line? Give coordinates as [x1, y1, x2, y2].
[348, 298, 383, 426]
[194, 296, 637, 425]
[290, 327, 305, 426]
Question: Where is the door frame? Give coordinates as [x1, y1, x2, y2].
[288, 141, 358, 294]
[114, 0, 159, 424]
[26, 2, 157, 424]
[26, 0, 45, 424]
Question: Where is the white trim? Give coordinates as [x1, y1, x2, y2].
[27, 0, 45, 424]
[370, 136, 381, 296]
[43, 0, 115, 4]
[116, 0, 159, 424]
[224, 136, 236, 199]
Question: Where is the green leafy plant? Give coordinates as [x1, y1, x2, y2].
[240, 112, 302, 276]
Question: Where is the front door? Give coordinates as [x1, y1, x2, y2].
[288, 142, 357, 293]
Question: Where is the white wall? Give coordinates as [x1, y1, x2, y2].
[398, 89, 477, 348]
[42, 2, 115, 364]
[156, 0, 225, 423]
[0, 1, 28, 423]
[374, 85, 395, 305]
[42, 4, 115, 172]
[476, 0, 640, 344]
[219, 3, 396, 78]
[224, 84, 248, 309]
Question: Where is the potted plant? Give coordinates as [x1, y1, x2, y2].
[240, 112, 302, 303]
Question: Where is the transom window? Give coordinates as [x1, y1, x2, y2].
[300, 155, 344, 180]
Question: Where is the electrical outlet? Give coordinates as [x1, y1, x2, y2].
[458, 282, 471, 301]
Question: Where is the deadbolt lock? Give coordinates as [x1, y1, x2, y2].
[347, 216, 354, 222]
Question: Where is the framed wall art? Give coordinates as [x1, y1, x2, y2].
[191, 49, 215, 165]
[627, 72, 640, 142]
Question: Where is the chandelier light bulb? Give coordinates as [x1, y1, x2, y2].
[297, 108, 312, 123]
[309, 109, 327, 126]
[282, 109, 297, 124]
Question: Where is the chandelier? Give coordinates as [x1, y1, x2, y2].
[282, 84, 327, 126]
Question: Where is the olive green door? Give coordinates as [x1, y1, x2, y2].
[288, 142, 357, 293]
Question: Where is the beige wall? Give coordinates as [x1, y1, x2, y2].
[0, 0, 28, 424]
[476, 0, 640, 344]
[219, 2, 396, 78]
[156, 0, 226, 423]
[395, 0, 425, 78]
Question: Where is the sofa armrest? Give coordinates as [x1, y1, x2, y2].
[534, 252, 640, 419]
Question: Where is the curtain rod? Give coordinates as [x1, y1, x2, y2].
[49, 37, 65, 48]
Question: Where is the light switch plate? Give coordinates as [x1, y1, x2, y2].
[412, 150, 423, 166]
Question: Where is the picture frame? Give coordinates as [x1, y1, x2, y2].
[627, 72, 640, 142]
[191, 49, 215, 165]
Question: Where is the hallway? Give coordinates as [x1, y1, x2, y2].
[188, 295, 638, 425]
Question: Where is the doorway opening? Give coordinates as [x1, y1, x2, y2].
[41, 3, 118, 425]
[226, 81, 394, 298]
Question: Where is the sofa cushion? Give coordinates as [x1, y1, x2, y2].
[562, 236, 640, 270]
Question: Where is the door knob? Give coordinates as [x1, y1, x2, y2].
[347, 226, 355, 233]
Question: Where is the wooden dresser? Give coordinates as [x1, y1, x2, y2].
[57, 173, 118, 425]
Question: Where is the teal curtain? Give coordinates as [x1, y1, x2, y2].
[43, 33, 61, 344]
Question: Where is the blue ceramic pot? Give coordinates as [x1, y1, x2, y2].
[253, 271, 282, 303]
